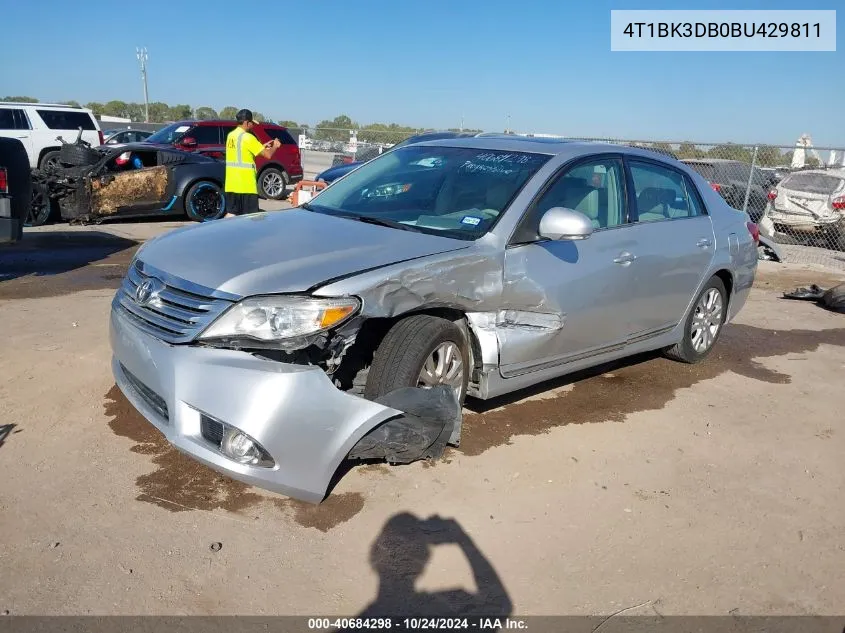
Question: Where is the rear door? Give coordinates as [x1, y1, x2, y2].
[621, 157, 716, 341]
[262, 127, 303, 178]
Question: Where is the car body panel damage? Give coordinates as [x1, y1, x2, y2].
[348, 386, 462, 463]
[30, 142, 224, 225]
[91, 165, 170, 215]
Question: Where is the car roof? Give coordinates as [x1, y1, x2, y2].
[410, 136, 686, 162]
[782, 167, 845, 177]
[182, 120, 285, 128]
[0, 102, 88, 109]
[681, 158, 747, 164]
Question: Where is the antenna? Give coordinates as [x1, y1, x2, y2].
[136, 47, 149, 122]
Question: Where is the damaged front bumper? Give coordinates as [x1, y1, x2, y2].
[109, 305, 459, 503]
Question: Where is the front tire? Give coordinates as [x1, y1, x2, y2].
[664, 276, 728, 364]
[184, 181, 226, 222]
[364, 315, 470, 405]
[258, 167, 288, 200]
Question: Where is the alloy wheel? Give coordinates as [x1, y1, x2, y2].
[690, 288, 723, 353]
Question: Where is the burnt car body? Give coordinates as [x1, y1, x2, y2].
[31, 143, 227, 225]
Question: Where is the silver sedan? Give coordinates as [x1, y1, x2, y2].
[109, 137, 758, 502]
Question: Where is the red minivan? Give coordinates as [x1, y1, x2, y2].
[143, 120, 303, 200]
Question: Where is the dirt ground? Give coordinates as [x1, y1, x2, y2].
[0, 219, 843, 617]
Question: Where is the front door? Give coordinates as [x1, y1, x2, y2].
[498, 156, 637, 377]
[621, 158, 716, 341]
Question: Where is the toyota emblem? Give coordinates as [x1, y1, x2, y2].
[135, 278, 163, 305]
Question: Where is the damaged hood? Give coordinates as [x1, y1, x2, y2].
[135, 209, 471, 297]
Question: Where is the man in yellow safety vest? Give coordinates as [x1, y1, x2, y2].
[223, 108, 280, 218]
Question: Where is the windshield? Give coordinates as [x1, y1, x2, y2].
[782, 172, 845, 195]
[145, 123, 192, 145]
[307, 145, 550, 239]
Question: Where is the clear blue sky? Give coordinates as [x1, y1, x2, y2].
[1, 0, 842, 146]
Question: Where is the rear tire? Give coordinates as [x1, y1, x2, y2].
[664, 276, 728, 364]
[184, 181, 226, 222]
[39, 150, 62, 170]
[364, 315, 469, 405]
[258, 167, 288, 200]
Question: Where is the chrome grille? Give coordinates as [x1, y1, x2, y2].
[113, 260, 237, 344]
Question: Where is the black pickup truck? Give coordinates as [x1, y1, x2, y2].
[0, 137, 31, 244]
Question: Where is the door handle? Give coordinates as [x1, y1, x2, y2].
[696, 238, 712, 248]
[613, 251, 637, 265]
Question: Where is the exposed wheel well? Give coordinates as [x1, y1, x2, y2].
[38, 147, 61, 167]
[181, 177, 222, 198]
[713, 269, 734, 306]
[258, 163, 287, 177]
[332, 307, 481, 395]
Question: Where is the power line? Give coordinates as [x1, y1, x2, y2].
[136, 47, 149, 122]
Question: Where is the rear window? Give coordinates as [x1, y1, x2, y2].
[36, 109, 97, 131]
[685, 162, 716, 181]
[781, 172, 845, 195]
[264, 128, 297, 145]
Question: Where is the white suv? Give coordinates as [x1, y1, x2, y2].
[0, 102, 104, 169]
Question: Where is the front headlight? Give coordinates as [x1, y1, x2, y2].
[198, 295, 360, 342]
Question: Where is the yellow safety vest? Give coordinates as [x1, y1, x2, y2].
[224, 127, 263, 194]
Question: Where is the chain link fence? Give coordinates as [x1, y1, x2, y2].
[567, 137, 845, 270]
[302, 128, 845, 270]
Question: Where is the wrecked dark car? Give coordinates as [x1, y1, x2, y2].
[29, 141, 226, 226]
[109, 137, 757, 503]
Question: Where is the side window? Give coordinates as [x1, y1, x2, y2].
[0, 108, 28, 130]
[534, 158, 627, 230]
[629, 160, 700, 222]
[36, 109, 97, 130]
[220, 125, 237, 141]
[265, 128, 297, 145]
[0, 109, 17, 130]
[188, 126, 221, 144]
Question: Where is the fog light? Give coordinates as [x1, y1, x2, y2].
[219, 426, 275, 468]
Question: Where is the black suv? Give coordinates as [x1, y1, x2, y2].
[682, 159, 778, 221]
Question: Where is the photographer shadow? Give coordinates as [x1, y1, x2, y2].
[354, 512, 513, 619]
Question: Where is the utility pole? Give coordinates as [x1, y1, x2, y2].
[136, 47, 149, 122]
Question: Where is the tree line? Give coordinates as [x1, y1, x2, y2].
[0, 97, 814, 163]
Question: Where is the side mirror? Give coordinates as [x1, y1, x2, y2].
[538, 207, 594, 241]
[181, 137, 197, 148]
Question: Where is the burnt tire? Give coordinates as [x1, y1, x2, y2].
[26, 181, 53, 227]
[258, 167, 289, 200]
[184, 181, 226, 222]
[664, 276, 728, 364]
[364, 315, 469, 405]
[59, 143, 100, 167]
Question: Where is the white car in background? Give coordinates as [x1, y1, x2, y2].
[0, 102, 103, 169]
[766, 168, 845, 250]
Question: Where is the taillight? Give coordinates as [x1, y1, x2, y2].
[709, 182, 722, 192]
[767, 189, 777, 200]
[98, 130, 105, 146]
[747, 221, 760, 243]
[0, 167, 7, 194]
[832, 196, 845, 210]
[115, 152, 131, 165]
